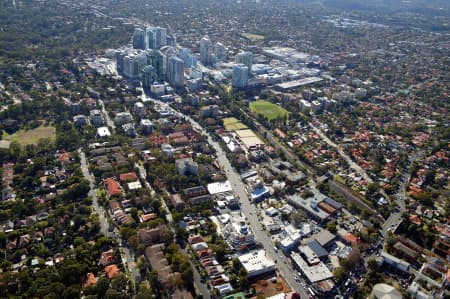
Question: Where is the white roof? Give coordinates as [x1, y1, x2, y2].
[97, 127, 111, 137]
[238, 250, 275, 276]
[290, 252, 333, 283]
[265, 207, 279, 216]
[207, 181, 232, 195]
[192, 242, 209, 251]
[217, 201, 226, 208]
[299, 245, 320, 264]
[128, 181, 142, 190]
[218, 214, 230, 224]
[371, 284, 402, 299]
[266, 294, 287, 299]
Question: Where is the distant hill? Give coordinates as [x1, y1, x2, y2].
[320, 0, 450, 15]
[283, 0, 449, 15]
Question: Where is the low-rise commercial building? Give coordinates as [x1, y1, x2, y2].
[238, 250, 276, 279]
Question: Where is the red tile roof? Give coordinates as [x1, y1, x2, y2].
[105, 264, 120, 279]
[119, 172, 138, 183]
[345, 233, 359, 244]
[83, 272, 97, 288]
[104, 178, 121, 197]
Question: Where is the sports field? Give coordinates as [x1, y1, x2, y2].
[241, 32, 264, 41]
[223, 117, 248, 131]
[250, 100, 289, 121]
[2, 125, 56, 146]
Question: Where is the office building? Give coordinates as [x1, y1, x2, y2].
[187, 78, 202, 92]
[156, 27, 167, 49]
[168, 56, 185, 88]
[145, 27, 157, 49]
[142, 65, 158, 88]
[145, 27, 167, 49]
[214, 42, 227, 62]
[232, 64, 248, 88]
[200, 36, 214, 66]
[153, 50, 167, 80]
[115, 50, 125, 73]
[123, 51, 148, 80]
[179, 48, 197, 68]
[235, 51, 253, 73]
[132, 28, 146, 50]
[166, 34, 176, 47]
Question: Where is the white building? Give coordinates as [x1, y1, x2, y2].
[238, 250, 276, 278]
[133, 102, 146, 118]
[291, 252, 334, 283]
[97, 127, 111, 138]
[223, 214, 256, 251]
[207, 181, 232, 195]
[279, 224, 303, 253]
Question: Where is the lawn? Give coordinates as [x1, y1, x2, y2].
[241, 32, 265, 41]
[223, 117, 248, 131]
[2, 125, 56, 146]
[250, 100, 289, 121]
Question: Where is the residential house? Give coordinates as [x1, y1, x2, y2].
[104, 178, 122, 197]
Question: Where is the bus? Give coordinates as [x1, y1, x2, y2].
[307, 287, 316, 297]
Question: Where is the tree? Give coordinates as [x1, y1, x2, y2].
[136, 287, 153, 299]
[62, 285, 81, 299]
[104, 288, 128, 299]
[367, 259, 378, 272]
[111, 273, 128, 291]
[333, 266, 347, 283]
[326, 222, 337, 234]
[95, 277, 110, 298]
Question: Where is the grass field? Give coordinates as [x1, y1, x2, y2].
[2, 125, 56, 146]
[241, 32, 264, 41]
[223, 117, 248, 131]
[250, 100, 289, 121]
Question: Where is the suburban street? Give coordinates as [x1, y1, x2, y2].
[309, 122, 374, 185]
[79, 149, 140, 290]
[135, 162, 210, 298]
[237, 106, 380, 220]
[141, 95, 310, 299]
[99, 99, 116, 133]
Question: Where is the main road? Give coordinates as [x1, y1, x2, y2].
[141, 94, 309, 299]
[381, 150, 425, 237]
